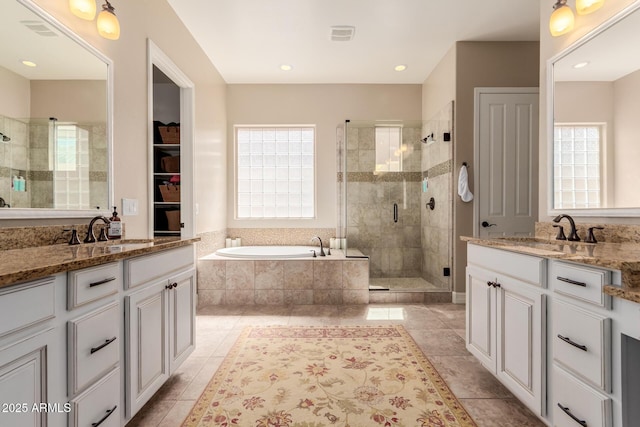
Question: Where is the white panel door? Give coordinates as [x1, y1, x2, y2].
[466, 266, 496, 372]
[168, 268, 196, 372]
[496, 276, 546, 416]
[125, 281, 169, 417]
[475, 88, 539, 238]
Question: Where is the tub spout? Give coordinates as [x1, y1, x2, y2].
[311, 236, 326, 256]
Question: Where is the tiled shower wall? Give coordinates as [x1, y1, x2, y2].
[0, 116, 30, 208]
[421, 102, 453, 289]
[344, 125, 423, 278]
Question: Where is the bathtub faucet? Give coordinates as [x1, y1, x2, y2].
[311, 236, 326, 256]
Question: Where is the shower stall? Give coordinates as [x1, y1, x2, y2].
[337, 103, 454, 292]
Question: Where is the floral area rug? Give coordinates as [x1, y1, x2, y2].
[182, 325, 476, 427]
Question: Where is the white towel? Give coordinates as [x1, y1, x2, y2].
[458, 165, 474, 202]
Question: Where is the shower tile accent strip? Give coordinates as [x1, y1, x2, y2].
[197, 254, 369, 306]
[344, 171, 422, 182]
[424, 159, 452, 178]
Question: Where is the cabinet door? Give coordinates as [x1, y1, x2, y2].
[466, 266, 496, 372]
[168, 268, 196, 373]
[496, 277, 546, 416]
[0, 329, 53, 427]
[125, 280, 169, 417]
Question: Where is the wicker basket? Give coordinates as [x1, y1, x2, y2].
[160, 155, 180, 173]
[165, 210, 181, 231]
[158, 125, 180, 144]
[159, 184, 180, 202]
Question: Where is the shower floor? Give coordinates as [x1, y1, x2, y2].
[369, 277, 445, 292]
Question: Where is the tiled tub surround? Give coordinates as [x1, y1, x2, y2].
[226, 228, 335, 247]
[197, 249, 369, 305]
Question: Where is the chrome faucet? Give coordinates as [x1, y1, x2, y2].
[311, 236, 326, 256]
[84, 216, 111, 243]
[553, 214, 580, 241]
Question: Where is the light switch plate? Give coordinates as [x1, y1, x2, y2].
[122, 198, 138, 216]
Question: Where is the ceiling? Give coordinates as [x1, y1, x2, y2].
[167, 0, 541, 84]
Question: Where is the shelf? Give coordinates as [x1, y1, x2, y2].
[154, 202, 180, 205]
[154, 173, 180, 177]
[153, 144, 180, 149]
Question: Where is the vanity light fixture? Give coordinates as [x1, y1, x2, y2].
[97, 1, 120, 40]
[69, 0, 96, 20]
[576, 0, 605, 15]
[394, 65, 407, 72]
[549, 0, 575, 37]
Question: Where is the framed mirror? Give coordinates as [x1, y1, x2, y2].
[0, 0, 112, 218]
[549, 3, 640, 217]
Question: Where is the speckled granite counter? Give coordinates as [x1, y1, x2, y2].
[461, 236, 640, 304]
[0, 237, 199, 288]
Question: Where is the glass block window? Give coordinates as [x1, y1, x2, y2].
[236, 126, 315, 218]
[375, 126, 402, 172]
[553, 124, 602, 209]
[53, 124, 90, 210]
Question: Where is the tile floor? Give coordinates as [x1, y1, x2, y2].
[126, 304, 545, 427]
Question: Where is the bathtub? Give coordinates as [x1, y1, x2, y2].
[212, 245, 320, 259]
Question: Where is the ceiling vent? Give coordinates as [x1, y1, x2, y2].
[330, 26, 355, 42]
[21, 20, 58, 37]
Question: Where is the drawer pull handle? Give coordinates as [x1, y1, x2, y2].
[92, 405, 117, 427]
[557, 276, 587, 287]
[557, 334, 587, 352]
[89, 277, 117, 288]
[557, 403, 587, 427]
[90, 337, 117, 354]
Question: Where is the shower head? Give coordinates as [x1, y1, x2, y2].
[0, 132, 10, 142]
[421, 133, 434, 144]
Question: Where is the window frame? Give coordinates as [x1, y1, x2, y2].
[233, 124, 317, 220]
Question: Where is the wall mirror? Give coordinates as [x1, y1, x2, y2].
[550, 3, 640, 216]
[0, 0, 112, 218]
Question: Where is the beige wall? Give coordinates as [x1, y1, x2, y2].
[454, 41, 540, 294]
[0, 66, 30, 119]
[226, 84, 422, 229]
[539, 0, 639, 223]
[17, 0, 229, 236]
[30, 80, 106, 123]
[613, 69, 640, 206]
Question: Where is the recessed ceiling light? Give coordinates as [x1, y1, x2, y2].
[394, 65, 407, 72]
[573, 61, 590, 69]
[280, 64, 293, 71]
[22, 60, 37, 67]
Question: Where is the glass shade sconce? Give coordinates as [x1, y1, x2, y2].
[576, 0, 605, 15]
[549, 0, 575, 36]
[68, 0, 120, 40]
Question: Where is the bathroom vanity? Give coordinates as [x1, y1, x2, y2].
[0, 238, 197, 427]
[464, 236, 640, 427]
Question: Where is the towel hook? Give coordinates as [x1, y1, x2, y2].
[462, 162, 468, 167]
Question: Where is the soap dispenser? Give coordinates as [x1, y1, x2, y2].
[107, 206, 122, 239]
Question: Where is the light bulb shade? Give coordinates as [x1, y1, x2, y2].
[97, 7, 120, 40]
[549, 4, 575, 36]
[576, 0, 605, 15]
[69, 0, 96, 20]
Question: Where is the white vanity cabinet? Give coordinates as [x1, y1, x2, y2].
[0, 276, 64, 427]
[124, 246, 196, 417]
[466, 244, 547, 416]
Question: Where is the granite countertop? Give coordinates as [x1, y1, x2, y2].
[461, 236, 640, 304]
[0, 237, 200, 289]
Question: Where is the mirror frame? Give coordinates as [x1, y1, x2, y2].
[0, 0, 113, 219]
[547, 1, 640, 217]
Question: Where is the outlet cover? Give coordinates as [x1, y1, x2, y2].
[122, 198, 138, 216]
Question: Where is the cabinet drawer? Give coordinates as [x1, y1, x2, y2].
[551, 261, 611, 308]
[0, 277, 55, 338]
[68, 302, 120, 395]
[69, 367, 120, 427]
[468, 244, 545, 286]
[68, 262, 120, 310]
[552, 299, 611, 391]
[553, 365, 611, 427]
[124, 246, 194, 289]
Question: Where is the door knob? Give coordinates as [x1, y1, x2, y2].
[481, 221, 496, 228]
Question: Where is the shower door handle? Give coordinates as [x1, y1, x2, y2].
[393, 203, 398, 223]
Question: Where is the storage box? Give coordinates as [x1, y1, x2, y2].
[158, 125, 180, 144]
[160, 156, 180, 173]
[165, 210, 181, 231]
[159, 184, 180, 202]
